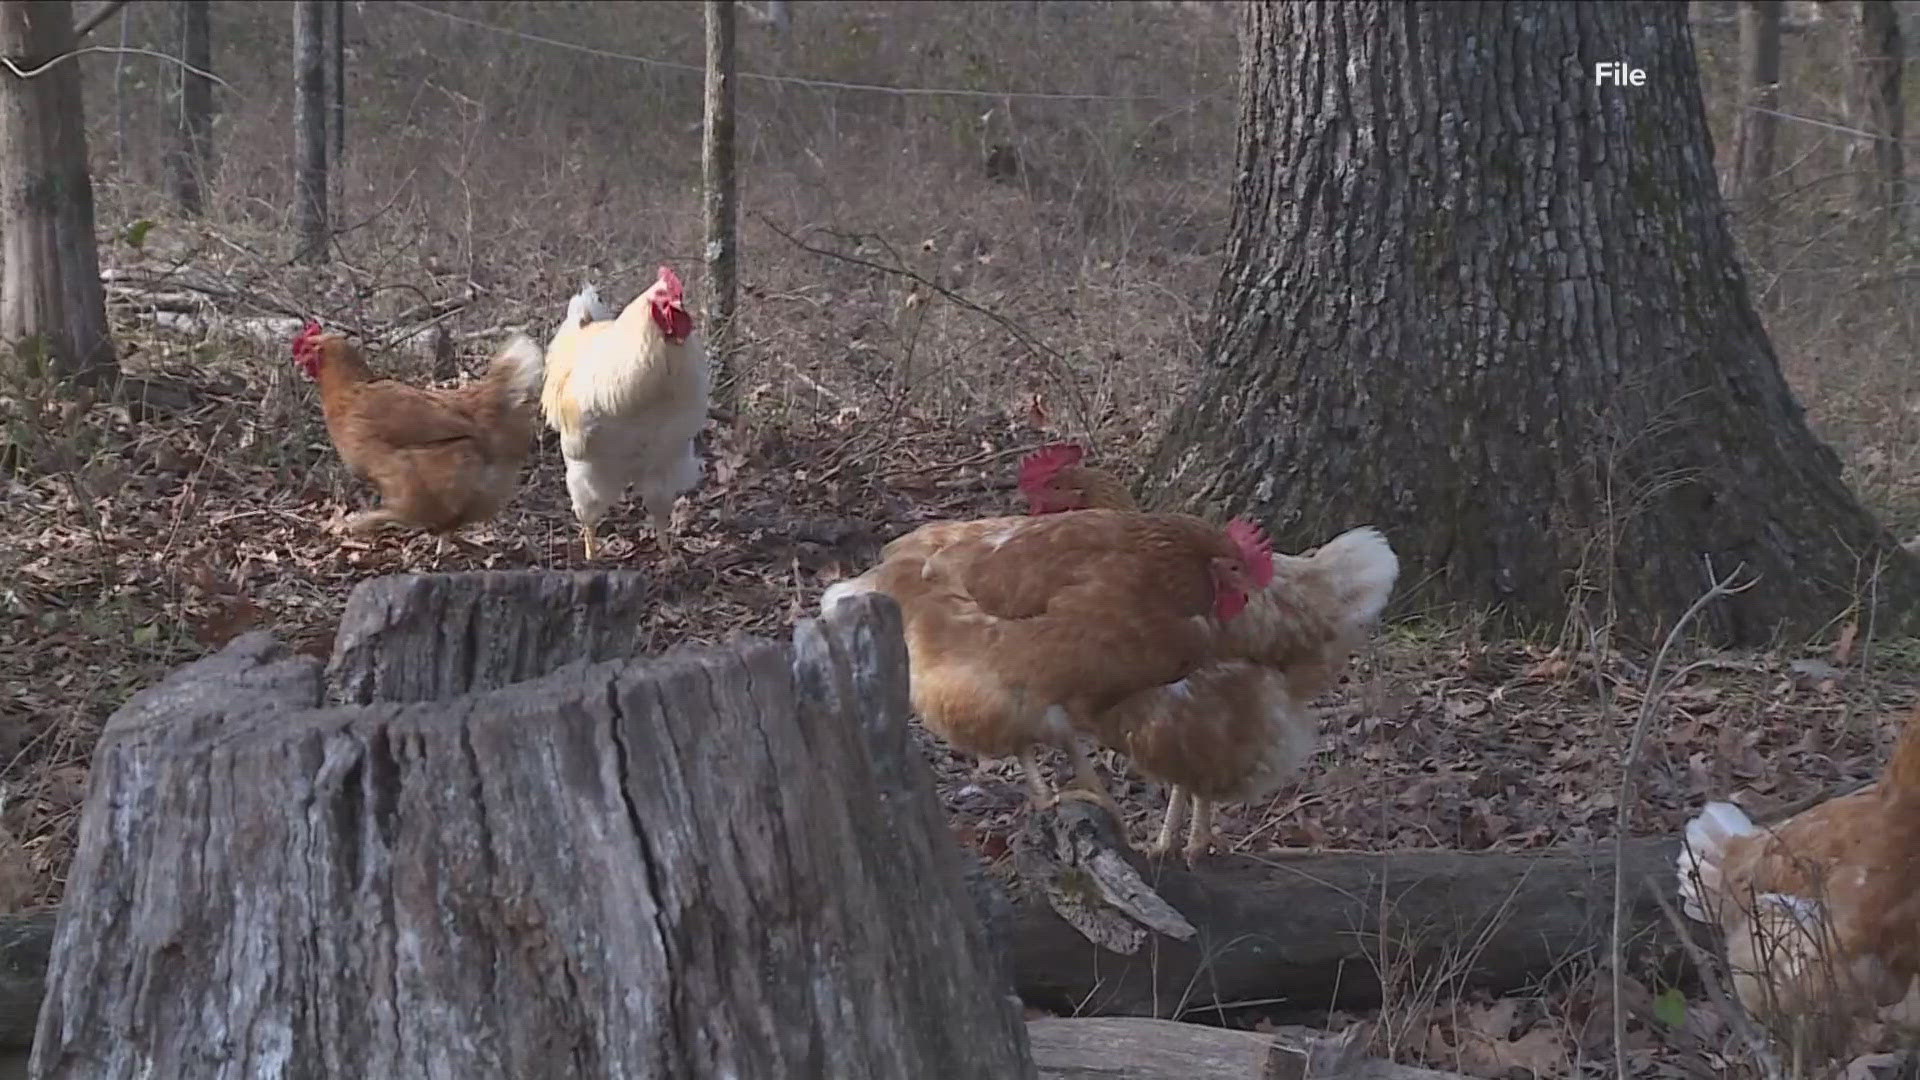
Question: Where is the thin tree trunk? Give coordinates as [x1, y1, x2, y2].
[1844, 0, 1904, 235]
[1144, 0, 1918, 646]
[703, 0, 738, 405]
[1726, 0, 1782, 216]
[327, 0, 343, 180]
[292, 0, 327, 263]
[109, 5, 125, 166]
[167, 0, 212, 216]
[0, 0, 115, 382]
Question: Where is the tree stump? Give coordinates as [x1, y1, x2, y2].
[30, 575, 1035, 1079]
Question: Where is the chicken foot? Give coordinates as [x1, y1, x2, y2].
[1151, 785, 1320, 864]
[1063, 740, 1124, 821]
[1018, 746, 1124, 823]
[1148, 787, 1218, 865]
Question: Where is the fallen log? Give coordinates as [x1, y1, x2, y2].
[1010, 798, 1686, 1018]
[29, 580, 1035, 1078]
[1027, 1017, 1473, 1079]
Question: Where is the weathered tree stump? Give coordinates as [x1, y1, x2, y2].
[30, 575, 1035, 1079]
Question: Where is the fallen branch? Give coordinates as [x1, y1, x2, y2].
[1008, 799, 1686, 1019]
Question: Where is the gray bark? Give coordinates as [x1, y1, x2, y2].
[1726, 1, 1782, 215]
[324, 570, 663, 705]
[1145, 0, 1918, 646]
[30, 581, 1036, 1079]
[1844, 0, 1904, 234]
[292, 0, 327, 263]
[703, 0, 738, 402]
[166, 0, 211, 216]
[0, 0, 114, 381]
[765, 0, 790, 34]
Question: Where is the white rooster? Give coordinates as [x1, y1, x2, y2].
[540, 267, 710, 559]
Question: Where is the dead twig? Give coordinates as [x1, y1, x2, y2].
[1611, 559, 1759, 1080]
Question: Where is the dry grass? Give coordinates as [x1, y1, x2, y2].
[1, 1, 1918, 1075]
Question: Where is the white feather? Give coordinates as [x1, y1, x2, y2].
[1678, 800, 1759, 922]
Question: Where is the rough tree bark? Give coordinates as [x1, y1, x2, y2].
[1145, 0, 1918, 645]
[1843, 0, 1904, 235]
[166, 0, 211, 216]
[291, 0, 327, 263]
[1726, 0, 1782, 216]
[0, 0, 114, 381]
[31, 580, 1037, 1079]
[703, 0, 738, 404]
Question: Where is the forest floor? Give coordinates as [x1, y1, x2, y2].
[4, 343, 1917, 1079]
[5, 3, 1919, 1074]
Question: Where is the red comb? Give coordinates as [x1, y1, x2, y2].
[1017, 443, 1084, 489]
[657, 266, 683, 301]
[1226, 518, 1275, 587]
[291, 319, 322, 355]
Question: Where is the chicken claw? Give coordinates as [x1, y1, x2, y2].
[580, 524, 598, 560]
[1054, 786, 1125, 823]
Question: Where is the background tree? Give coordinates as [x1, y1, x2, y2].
[703, 0, 737, 402]
[1144, 0, 1917, 645]
[1725, 0, 1782, 217]
[0, 0, 113, 381]
[1843, 0, 1903, 236]
[328, 0, 343, 204]
[292, 0, 327, 263]
[166, 0, 212, 217]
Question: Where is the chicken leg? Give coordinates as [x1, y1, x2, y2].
[580, 522, 598, 560]
[1060, 739, 1125, 821]
[1149, 787, 1191, 859]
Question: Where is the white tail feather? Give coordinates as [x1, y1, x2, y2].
[551, 283, 616, 352]
[1305, 527, 1400, 634]
[820, 575, 876, 615]
[491, 333, 545, 405]
[1678, 800, 1758, 922]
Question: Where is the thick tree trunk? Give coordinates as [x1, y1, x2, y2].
[703, 0, 738, 404]
[291, 0, 327, 263]
[30, 581, 1036, 1078]
[0, 0, 114, 381]
[1843, 0, 1904, 235]
[1726, 0, 1782, 215]
[1146, 0, 1918, 645]
[166, 0, 211, 216]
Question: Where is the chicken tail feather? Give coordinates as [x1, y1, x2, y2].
[487, 333, 546, 408]
[1300, 527, 1400, 636]
[1678, 800, 1757, 922]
